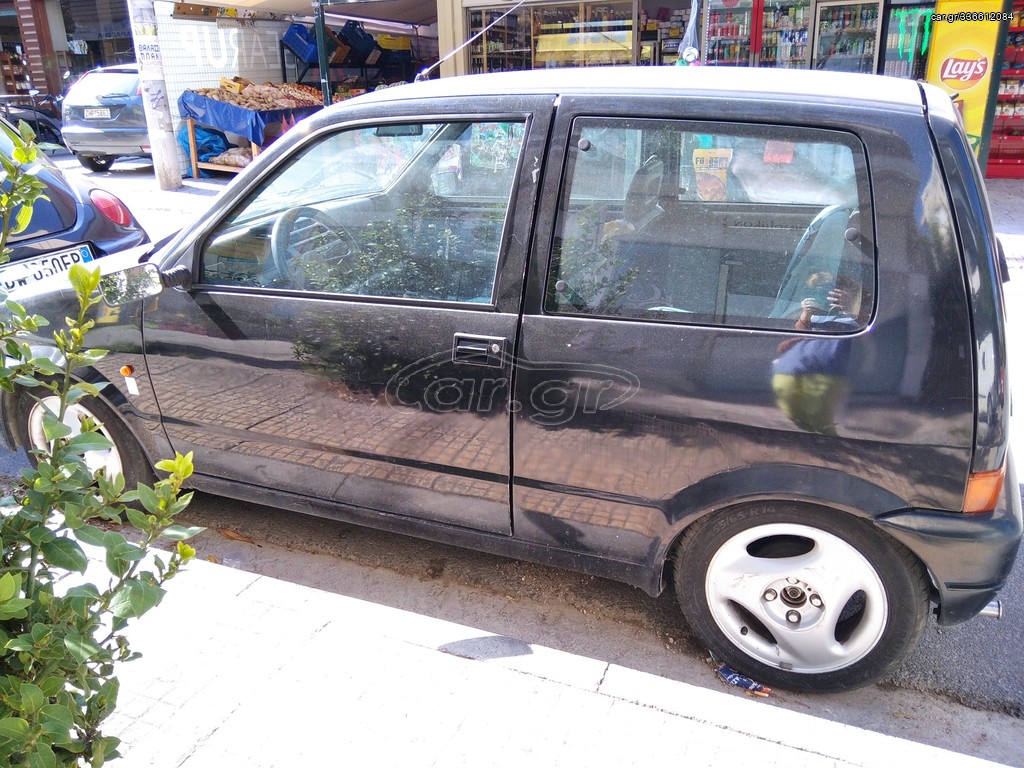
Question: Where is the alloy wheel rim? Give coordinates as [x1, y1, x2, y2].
[705, 522, 888, 674]
[27, 396, 124, 480]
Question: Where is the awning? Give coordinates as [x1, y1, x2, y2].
[190, 0, 439, 26]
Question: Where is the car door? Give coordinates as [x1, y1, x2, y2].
[143, 100, 553, 534]
[512, 96, 879, 569]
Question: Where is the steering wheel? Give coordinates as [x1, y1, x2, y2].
[270, 206, 359, 289]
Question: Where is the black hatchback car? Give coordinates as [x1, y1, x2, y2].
[3, 67, 1019, 693]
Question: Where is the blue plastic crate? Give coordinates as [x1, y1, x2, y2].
[380, 48, 412, 68]
[338, 20, 377, 66]
[282, 23, 318, 64]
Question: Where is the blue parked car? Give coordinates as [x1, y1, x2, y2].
[60, 64, 150, 172]
[0, 116, 148, 293]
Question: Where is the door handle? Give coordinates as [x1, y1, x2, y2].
[452, 333, 507, 368]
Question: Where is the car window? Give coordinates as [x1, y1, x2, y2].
[65, 71, 140, 102]
[546, 118, 873, 332]
[200, 119, 526, 303]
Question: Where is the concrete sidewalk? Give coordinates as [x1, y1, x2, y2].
[104, 555, 1007, 768]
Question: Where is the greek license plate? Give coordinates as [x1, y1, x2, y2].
[84, 107, 110, 119]
[1, 245, 95, 293]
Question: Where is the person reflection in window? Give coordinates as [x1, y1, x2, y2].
[771, 274, 861, 436]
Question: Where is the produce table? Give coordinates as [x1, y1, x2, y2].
[178, 90, 321, 175]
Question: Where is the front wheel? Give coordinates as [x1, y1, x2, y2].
[16, 390, 155, 491]
[674, 503, 929, 693]
[79, 155, 114, 172]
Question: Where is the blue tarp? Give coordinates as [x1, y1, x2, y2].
[176, 123, 232, 178]
[178, 90, 322, 146]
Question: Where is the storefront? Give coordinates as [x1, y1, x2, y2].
[4, 0, 1018, 177]
[456, 0, 1020, 176]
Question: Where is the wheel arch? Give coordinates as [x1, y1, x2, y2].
[1, 353, 169, 475]
[649, 464, 925, 596]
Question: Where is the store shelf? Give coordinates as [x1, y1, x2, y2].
[1, 52, 31, 94]
[988, 1, 1024, 178]
[470, 11, 534, 73]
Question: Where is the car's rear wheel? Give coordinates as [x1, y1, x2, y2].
[674, 503, 929, 693]
[79, 155, 114, 172]
[16, 390, 155, 491]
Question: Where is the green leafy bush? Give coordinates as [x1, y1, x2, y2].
[0, 121, 200, 766]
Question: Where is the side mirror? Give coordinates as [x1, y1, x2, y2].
[99, 263, 191, 306]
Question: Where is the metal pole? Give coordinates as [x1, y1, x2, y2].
[313, 1, 332, 107]
[126, 0, 182, 190]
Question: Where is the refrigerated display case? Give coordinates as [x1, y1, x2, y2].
[704, 0, 755, 65]
[811, 0, 882, 73]
[880, 3, 934, 78]
[758, 1, 812, 68]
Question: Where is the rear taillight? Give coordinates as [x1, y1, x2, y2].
[89, 189, 133, 227]
[963, 465, 1005, 514]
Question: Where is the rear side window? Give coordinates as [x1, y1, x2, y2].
[546, 118, 874, 332]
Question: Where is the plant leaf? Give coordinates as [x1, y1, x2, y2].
[0, 572, 18, 602]
[0, 716, 29, 739]
[65, 583, 101, 600]
[74, 525, 107, 547]
[64, 631, 102, 663]
[27, 740, 57, 768]
[19, 682, 44, 714]
[161, 525, 205, 541]
[40, 537, 89, 573]
[41, 411, 71, 442]
[66, 431, 113, 454]
[124, 507, 150, 531]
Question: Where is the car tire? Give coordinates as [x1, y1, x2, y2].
[79, 155, 114, 172]
[674, 502, 929, 693]
[15, 389, 156, 492]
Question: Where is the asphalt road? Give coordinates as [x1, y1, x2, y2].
[0, 156, 1021, 755]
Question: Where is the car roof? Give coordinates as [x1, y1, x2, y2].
[352, 66, 927, 112]
[86, 64, 139, 75]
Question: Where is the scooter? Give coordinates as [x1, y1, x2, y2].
[0, 88, 64, 148]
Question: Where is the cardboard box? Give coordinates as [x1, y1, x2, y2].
[326, 31, 351, 65]
[378, 33, 412, 50]
[219, 76, 250, 94]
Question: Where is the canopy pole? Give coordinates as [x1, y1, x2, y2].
[313, 1, 332, 107]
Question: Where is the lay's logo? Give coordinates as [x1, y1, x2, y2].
[939, 51, 989, 90]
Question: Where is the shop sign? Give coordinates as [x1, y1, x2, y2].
[134, 34, 165, 80]
[926, 0, 1006, 157]
[938, 49, 989, 89]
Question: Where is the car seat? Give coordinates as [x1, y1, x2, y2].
[770, 205, 860, 320]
